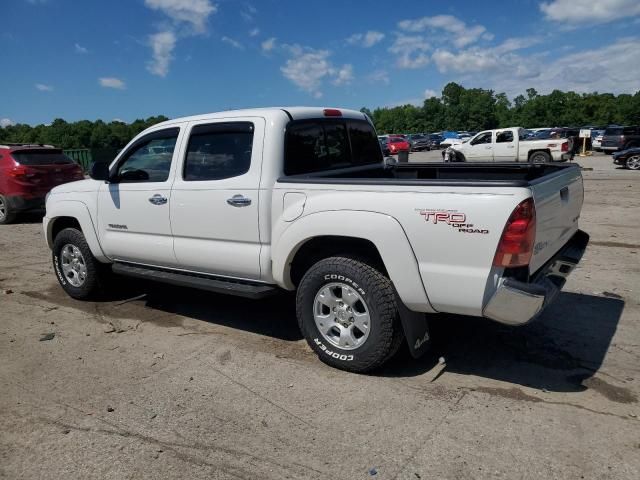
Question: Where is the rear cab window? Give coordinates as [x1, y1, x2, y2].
[284, 119, 381, 176]
[604, 127, 623, 136]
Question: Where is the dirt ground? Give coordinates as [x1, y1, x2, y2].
[1, 152, 639, 479]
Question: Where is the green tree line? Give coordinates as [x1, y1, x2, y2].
[363, 82, 640, 134]
[2, 82, 640, 148]
[0, 116, 168, 150]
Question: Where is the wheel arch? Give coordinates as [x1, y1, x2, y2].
[272, 210, 435, 313]
[45, 201, 109, 262]
[528, 149, 551, 161]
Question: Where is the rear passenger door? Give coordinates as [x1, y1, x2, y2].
[170, 118, 264, 280]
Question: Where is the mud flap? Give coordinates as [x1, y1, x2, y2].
[396, 297, 431, 359]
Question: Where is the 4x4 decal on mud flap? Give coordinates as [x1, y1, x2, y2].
[314, 338, 354, 361]
[416, 209, 489, 234]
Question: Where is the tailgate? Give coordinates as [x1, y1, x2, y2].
[529, 166, 584, 273]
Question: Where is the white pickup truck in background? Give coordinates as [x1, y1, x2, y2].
[43, 108, 588, 372]
[445, 127, 573, 163]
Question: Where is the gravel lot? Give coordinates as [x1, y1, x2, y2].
[1, 152, 639, 479]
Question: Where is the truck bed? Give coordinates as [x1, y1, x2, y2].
[279, 162, 579, 188]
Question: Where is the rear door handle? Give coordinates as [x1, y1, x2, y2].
[148, 194, 168, 205]
[227, 194, 252, 207]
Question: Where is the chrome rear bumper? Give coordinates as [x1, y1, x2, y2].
[483, 230, 589, 326]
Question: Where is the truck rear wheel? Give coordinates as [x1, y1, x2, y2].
[52, 228, 109, 299]
[296, 256, 403, 373]
[530, 151, 551, 163]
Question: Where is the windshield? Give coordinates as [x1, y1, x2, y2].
[11, 150, 75, 166]
[389, 137, 405, 143]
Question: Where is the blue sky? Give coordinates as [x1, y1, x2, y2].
[1, 0, 640, 126]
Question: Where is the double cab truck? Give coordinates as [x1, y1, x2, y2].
[44, 108, 589, 372]
[445, 127, 573, 163]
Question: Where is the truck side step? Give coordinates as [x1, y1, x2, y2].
[112, 263, 278, 299]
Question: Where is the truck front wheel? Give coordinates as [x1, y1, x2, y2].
[52, 228, 109, 299]
[296, 256, 403, 373]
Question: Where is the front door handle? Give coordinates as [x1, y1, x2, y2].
[148, 194, 168, 205]
[227, 194, 252, 207]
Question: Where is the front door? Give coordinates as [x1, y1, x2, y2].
[464, 131, 494, 161]
[170, 118, 264, 280]
[97, 126, 183, 266]
[493, 130, 517, 161]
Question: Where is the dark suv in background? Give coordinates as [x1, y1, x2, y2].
[601, 126, 640, 152]
[0, 144, 84, 224]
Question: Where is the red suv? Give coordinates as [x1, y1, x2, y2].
[0, 144, 84, 224]
[387, 136, 410, 154]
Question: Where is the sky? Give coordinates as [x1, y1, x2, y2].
[1, 0, 640, 126]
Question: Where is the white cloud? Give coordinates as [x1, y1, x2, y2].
[333, 64, 354, 86]
[398, 14, 490, 48]
[74, 43, 88, 54]
[249, 27, 260, 37]
[261, 37, 276, 52]
[540, 0, 640, 25]
[147, 31, 176, 77]
[346, 30, 385, 48]
[367, 70, 390, 85]
[221, 36, 244, 50]
[280, 46, 353, 97]
[240, 4, 257, 22]
[35, 83, 53, 91]
[144, 0, 216, 34]
[99, 77, 126, 89]
[0, 118, 16, 128]
[424, 89, 438, 98]
[389, 35, 430, 69]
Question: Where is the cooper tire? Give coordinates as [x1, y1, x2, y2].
[530, 151, 551, 163]
[296, 256, 403, 373]
[52, 228, 109, 299]
[0, 194, 17, 225]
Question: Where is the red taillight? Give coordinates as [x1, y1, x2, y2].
[8, 165, 36, 178]
[561, 142, 569, 152]
[493, 198, 536, 268]
[323, 108, 342, 117]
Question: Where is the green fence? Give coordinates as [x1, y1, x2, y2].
[64, 149, 92, 171]
[64, 148, 119, 172]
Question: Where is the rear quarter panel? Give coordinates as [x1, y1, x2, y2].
[271, 183, 530, 316]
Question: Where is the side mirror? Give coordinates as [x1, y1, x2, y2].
[384, 156, 398, 168]
[89, 162, 110, 182]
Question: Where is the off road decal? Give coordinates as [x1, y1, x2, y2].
[314, 338, 354, 361]
[417, 209, 489, 234]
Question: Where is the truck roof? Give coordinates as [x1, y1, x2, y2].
[152, 107, 369, 128]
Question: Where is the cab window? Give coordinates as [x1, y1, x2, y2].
[114, 128, 179, 183]
[496, 131, 514, 143]
[183, 122, 254, 181]
[471, 132, 492, 145]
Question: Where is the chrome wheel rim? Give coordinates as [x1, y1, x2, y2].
[627, 155, 640, 170]
[0, 197, 5, 221]
[313, 282, 371, 350]
[60, 244, 87, 287]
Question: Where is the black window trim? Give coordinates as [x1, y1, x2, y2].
[182, 121, 255, 182]
[283, 118, 381, 176]
[110, 127, 180, 183]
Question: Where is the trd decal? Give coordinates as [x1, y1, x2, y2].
[108, 224, 128, 230]
[417, 209, 489, 234]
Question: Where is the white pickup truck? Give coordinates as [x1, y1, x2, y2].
[44, 108, 588, 372]
[445, 127, 573, 163]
